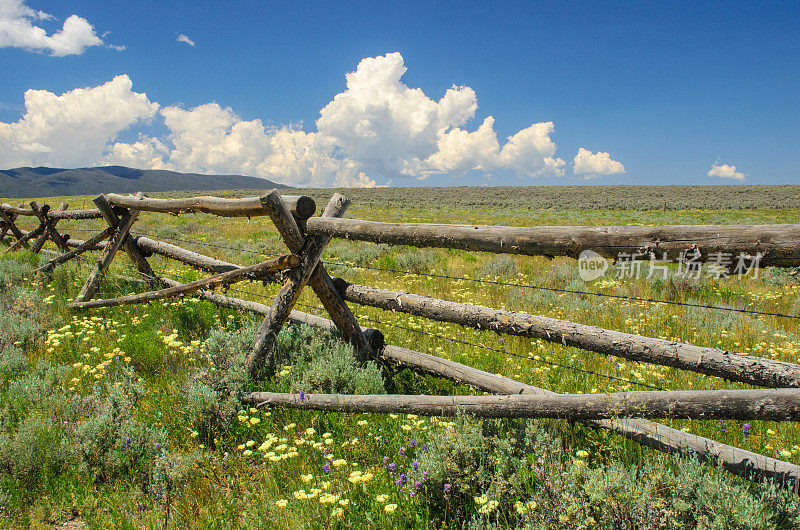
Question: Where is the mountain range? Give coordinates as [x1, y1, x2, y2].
[0, 166, 288, 198]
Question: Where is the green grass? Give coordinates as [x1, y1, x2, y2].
[1, 188, 800, 528]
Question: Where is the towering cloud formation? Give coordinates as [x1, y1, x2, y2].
[0, 0, 105, 56]
[0, 75, 158, 167]
[0, 52, 614, 186]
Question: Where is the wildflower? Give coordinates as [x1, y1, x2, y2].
[399, 447, 406, 456]
[780, 450, 793, 458]
[383, 456, 390, 464]
[305, 427, 316, 436]
[246, 440, 256, 447]
[357, 420, 368, 426]
[474, 494, 488, 505]
[408, 440, 416, 448]
[322, 462, 331, 474]
[743, 423, 751, 436]
[250, 417, 260, 425]
[478, 500, 499, 515]
[422, 471, 429, 480]
[332, 459, 347, 468]
[387, 462, 396, 472]
[575, 450, 589, 459]
[443, 483, 451, 494]
[376, 494, 389, 502]
[301, 473, 313, 483]
[243, 450, 253, 456]
[331, 507, 344, 517]
[395, 474, 407, 486]
[384, 503, 398, 514]
[276, 499, 288, 507]
[414, 480, 422, 490]
[410, 461, 418, 471]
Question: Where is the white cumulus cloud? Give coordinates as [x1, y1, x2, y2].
[0, 75, 159, 167]
[0, 0, 105, 56]
[707, 162, 745, 181]
[176, 33, 195, 46]
[4, 52, 613, 187]
[572, 147, 626, 177]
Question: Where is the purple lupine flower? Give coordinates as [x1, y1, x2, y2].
[409, 440, 416, 449]
[718, 419, 727, 432]
[299, 390, 305, 401]
[422, 471, 429, 480]
[323, 462, 331, 474]
[399, 446, 407, 456]
[410, 461, 419, 471]
[395, 473, 407, 486]
[414, 480, 422, 490]
[420, 444, 428, 452]
[443, 483, 451, 493]
[125, 436, 131, 447]
[456, 332, 461, 339]
[387, 462, 396, 472]
[383, 456, 390, 465]
[743, 423, 751, 436]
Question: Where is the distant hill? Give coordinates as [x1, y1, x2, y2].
[0, 166, 288, 198]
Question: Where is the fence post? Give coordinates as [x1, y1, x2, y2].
[72, 196, 142, 303]
[30, 202, 69, 253]
[94, 192, 158, 282]
[0, 209, 22, 243]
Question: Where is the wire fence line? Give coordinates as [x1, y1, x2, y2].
[125, 230, 800, 321]
[224, 286, 663, 392]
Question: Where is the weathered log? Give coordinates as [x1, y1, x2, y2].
[30, 202, 69, 253]
[6, 223, 42, 252]
[335, 281, 800, 388]
[70, 253, 299, 310]
[379, 345, 800, 489]
[74, 207, 140, 302]
[105, 193, 316, 219]
[134, 236, 241, 274]
[246, 192, 350, 376]
[305, 218, 800, 267]
[252, 191, 374, 367]
[0, 203, 35, 216]
[48, 208, 103, 220]
[242, 388, 800, 421]
[95, 193, 159, 282]
[0, 209, 24, 244]
[35, 226, 116, 274]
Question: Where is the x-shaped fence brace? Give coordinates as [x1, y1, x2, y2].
[1, 201, 72, 254]
[64, 189, 375, 378]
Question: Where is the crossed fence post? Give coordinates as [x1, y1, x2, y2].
[245, 190, 376, 377]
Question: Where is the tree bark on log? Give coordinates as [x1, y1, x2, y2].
[305, 218, 800, 267]
[241, 388, 800, 421]
[335, 281, 800, 388]
[105, 193, 316, 219]
[70, 253, 299, 309]
[48, 208, 103, 220]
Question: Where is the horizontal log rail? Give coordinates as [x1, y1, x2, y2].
[242, 388, 800, 421]
[105, 192, 316, 219]
[34, 226, 115, 274]
[379, 344, 800, 489]
[68, 253, 300, 310]
[306, 218, 800, 267]
[334, 281, 800, 388]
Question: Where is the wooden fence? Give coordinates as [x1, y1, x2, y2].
[3, 191, 800, 490]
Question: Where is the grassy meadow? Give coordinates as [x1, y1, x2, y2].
[2, 185, 800, 528]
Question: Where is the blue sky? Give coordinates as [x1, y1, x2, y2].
[1, 0, 798, 187]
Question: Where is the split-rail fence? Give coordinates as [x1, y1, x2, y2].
[3, 191, 800, 491]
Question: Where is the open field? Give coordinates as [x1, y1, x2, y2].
[2, 186, 800, 528]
